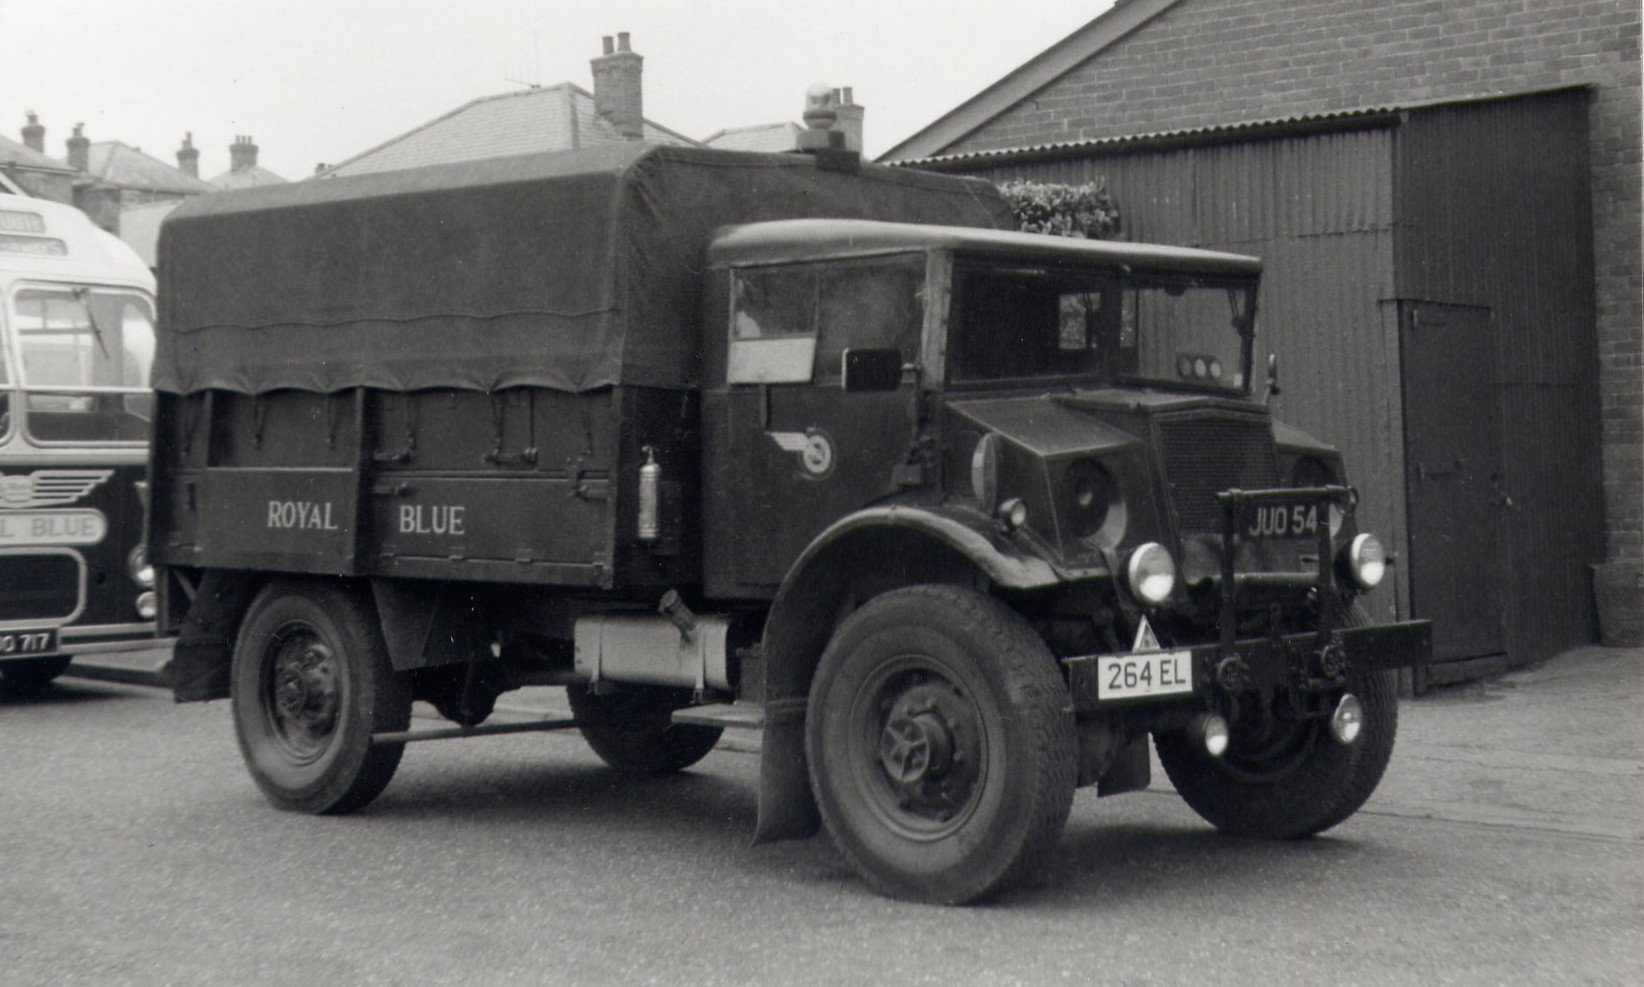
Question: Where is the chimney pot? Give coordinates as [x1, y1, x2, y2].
[832, 85, 866, 154]
[591, 32, 644, 140]
[176, 131, 200, 178]
[66, 123, 90, 172]
[229, 134, 259, 173]
[21, 111, 45, 153]
[618, 31, 630, 51]
[602, 35, 614, 55]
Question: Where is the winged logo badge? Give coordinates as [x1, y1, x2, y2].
[766, 428, 836, 480]
[0, 469, 114, 509]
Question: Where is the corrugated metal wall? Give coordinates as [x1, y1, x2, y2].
[1396, 90, 1602, 662]
[969, 129, 1411, 624]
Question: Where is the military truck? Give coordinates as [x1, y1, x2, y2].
[150, 141, 1430, 904]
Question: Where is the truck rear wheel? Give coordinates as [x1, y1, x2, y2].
[805, 585, 1077, 904]
[231, 581, 412, 814]
[567, 684, 723, 774]
[1155, 610, 1398, 840]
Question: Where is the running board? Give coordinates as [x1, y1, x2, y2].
[671, 702, 765, 731]
[372, 717, 579, 745]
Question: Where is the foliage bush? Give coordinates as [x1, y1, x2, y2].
[996, 180, 1121, 240]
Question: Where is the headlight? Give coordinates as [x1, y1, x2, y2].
[1344, 533, 1386, 589]
[127, 545, 155, 588]
[1329, 693, 1364, 745]
[1125, 542, 1176, 605]
[970, 433, 1000, 508]
[135, 591, 158, 620]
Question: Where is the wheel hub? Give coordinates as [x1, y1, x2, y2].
[879, 709, 955, 784]
[866, 679, 982, 829]
[269, 641, 339, 746]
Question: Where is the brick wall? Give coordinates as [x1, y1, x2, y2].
[953, 0, 1642, 562]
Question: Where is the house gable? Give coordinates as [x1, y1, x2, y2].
[894, 0, 1636, 161]
[879, 0, 1185, 162]
[322, 84, 698, 179]
[87, 142, 218, 197]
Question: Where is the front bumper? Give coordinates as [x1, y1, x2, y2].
[1063, 619, 1432, 713]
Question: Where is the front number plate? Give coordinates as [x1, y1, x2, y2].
[1241, 500, 1325, 540]
[0, 628, 59, 657]
[1097, 650, 1194, 700]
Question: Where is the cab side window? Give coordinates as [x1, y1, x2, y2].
[813, 257, 925, 382]
[728, 267, 819, 384]
[728, 254, 926, 387]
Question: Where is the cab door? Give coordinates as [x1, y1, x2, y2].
[702, 255, 928, 597]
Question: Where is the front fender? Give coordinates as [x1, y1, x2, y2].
[751, 504, 1080, 845]
[765, 505, 1069, 697]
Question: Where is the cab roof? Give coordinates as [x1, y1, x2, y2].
[708, 218, 1262, 278]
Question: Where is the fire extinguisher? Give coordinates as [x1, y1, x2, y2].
[637, 446, 660, 543]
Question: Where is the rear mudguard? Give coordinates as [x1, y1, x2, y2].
[167, 570, 258, 702]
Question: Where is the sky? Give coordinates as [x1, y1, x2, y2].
[0, 0, 1115, 180]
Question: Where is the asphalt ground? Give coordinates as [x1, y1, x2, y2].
[66, 640, 1644, 836]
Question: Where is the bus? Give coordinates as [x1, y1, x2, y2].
[0, 190, 159, 692]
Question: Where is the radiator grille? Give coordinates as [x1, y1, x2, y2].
[1157, 413, 1279, 531]
[0, 555, 82, 622]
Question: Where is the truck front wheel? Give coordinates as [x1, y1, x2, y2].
[806, 585, 1077, 904]
[1155, 664, 1398, 839]
[231, 581, 412, 814]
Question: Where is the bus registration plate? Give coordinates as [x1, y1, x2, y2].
[0, 629, 58, 657]
[1097, 650, 1194, 700]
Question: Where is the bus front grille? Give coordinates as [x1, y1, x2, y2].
[0, 554, 83, 622]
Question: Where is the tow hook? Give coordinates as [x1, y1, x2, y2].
[1215, 655, 1250, 693]
[1318, 640, 1348, 680]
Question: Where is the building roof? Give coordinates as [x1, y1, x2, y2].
[117, 198, 186, 267]
[702, 121, 803, 153]
[0, 134, 76, 174]
[889, 88, 1592, 169]
[86, 141, 218, 195]
[878, 0, 1186, 163]
[209, 164, 289, 190]
[319, 83, 699, 179]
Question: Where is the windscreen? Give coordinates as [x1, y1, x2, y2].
[9, 286, 155, 443]
[947, 261, 1254, 394]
